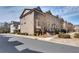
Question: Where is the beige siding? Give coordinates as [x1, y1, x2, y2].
[35, 13, 47, 32]
[35, 13, 63, 32]
[20, 12, 34, 35]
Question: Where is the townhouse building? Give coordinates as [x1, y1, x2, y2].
[20, 7, 65, 35]
[63, 21, 74, 32]
[10, 21, 20, 33]
[74, 25, 79, 32]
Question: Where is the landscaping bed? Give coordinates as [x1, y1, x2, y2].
[58, 33, 71, 38]
[74, 33, 79, 38]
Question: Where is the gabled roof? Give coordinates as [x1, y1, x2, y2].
[35, 6, 42, 12]
[20, 9, 31, 19]
[46, 10, 52, 15]
[20, 6, 65, 23]
[20, 7, 43, 19]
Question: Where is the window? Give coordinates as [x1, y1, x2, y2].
[24, 22, 26, 24]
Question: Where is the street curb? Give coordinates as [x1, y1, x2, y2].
[1, 33, 79, 48]
[0, 33, 52, 41]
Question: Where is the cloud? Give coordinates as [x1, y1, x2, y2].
[0, 6, 78, 25]
[0, 6, 16, 9]
[62, 13, 79, 18]
[60, 6, 79, 17]
[0, 6, 36, 22]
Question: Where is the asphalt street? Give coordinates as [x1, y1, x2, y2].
[0, 35, 41, 53]
[0, 34, 79, 53]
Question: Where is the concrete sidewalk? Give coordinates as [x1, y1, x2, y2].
[0, 33, 53, 41]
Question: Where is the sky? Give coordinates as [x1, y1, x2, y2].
[0, 6, 79, 25]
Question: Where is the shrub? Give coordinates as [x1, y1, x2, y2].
[25, 33, 28, 35]
[74, 33, 79, 38]
[17, 32, 20, 34]
[60, 29, 66, 33]
[34, 33, 37, 36]
[20, 33, 26, 35]
[54, 29, 59, 34]
[11, 32, 16, 34]
[58, 33, 70, 38]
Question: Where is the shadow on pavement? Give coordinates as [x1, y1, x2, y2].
[9, 41, 23, 46]
[21, 48, 43, 53]
[0, 35, 42, 53]
[0, 35, 20, 53]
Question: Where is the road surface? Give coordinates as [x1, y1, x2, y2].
[0, 34, 79, 53]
